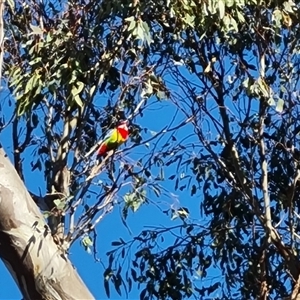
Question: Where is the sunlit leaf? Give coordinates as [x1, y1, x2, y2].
[218, 0, 225, 20]
[128, 20, 136, 32]
[276, 99, 284, 113]
[29, 24, 43, 35]
[53, 199, 65, 210]
[7, 0, 15, 10]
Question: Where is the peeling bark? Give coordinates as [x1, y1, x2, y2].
[0, 148, 94, 300]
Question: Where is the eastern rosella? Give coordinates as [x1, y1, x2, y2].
[96, 120, 129, 158]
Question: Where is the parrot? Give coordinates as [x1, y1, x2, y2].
[96, 119, 129, 158]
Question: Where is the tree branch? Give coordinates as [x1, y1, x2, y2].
[0, 147, 94, 299]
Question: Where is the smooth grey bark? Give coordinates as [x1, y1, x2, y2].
[0, 147, 94, 300]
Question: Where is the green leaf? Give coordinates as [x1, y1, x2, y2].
[144, 169, 151, 177]
[43, 211, 51, 219]
[28, 57, 42, 66]
[128, 20, 136, 32]
[24, 73, 40, 94]
[177, 207, 189, 219]
[82, 235, 93, 247]
[71, 82, 84, 107]
[236, 10, 245, 23]
[124, 193, 134, 203]
[114, 273, 122, 296]
[32, 113, 39, 127]
[184, 14, 195, 28]
[112, 240, 124, 246]
[225, 0, 235, 7]
[90, 85, 96, 97]
[53, 199, 65, 210]
[156, 90, 167, 100]
[7, 0, 15, 11]
[104, 279, 110, 298]
[29, 24, 44, 35]
[218, 0, 225, 20]
[125, 16, 135, 22]
[141, 21, 152, 46]
[223, 15, 238, 33]
[268, 97, 276, 106]
[31, 159, 42, 171]
[137, 23, 144, 41]
[132, 200, 141, 212]
[17, 100, 29, 116]
[131, 268, 137, 281]
[283, 1, 296, 13]
[276, 99, 284, 113]
[257, 77, 269, 97]
[272, 9, 282, 29]
[74, 95, 83, 108]
[191, 184, 197, 196]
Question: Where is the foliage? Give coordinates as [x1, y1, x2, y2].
[3, 0, 300, 299]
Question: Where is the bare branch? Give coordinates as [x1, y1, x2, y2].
[291, 273, 300, 300]
[0, 148, 94, 299]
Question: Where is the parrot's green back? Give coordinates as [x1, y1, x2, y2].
[104, 129, 123, 149]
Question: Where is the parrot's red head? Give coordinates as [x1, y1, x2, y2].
[96, 119, 129, 157]
[117, 120, 129, 140]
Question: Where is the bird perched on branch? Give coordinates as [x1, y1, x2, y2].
[96, 119, 129, 158]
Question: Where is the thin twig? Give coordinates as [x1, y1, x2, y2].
[257, 44, 272, 233]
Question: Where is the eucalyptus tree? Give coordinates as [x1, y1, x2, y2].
[2, 0, 300, 299]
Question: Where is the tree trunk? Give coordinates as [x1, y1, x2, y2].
[0, 147, 94, 300]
